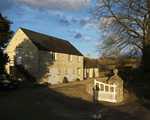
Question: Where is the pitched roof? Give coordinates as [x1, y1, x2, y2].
[20, 27, 83, 56]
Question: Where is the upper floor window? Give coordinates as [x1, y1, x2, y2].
[16, 47, 22, 65]
[78, 56, 80, 62]
[68, 54, 72, 61]
[52, 52, 57, 60]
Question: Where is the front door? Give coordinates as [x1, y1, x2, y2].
[48, 68, 60, 84]
[65, 68, 74, 82]
[84, 69, 86, 78]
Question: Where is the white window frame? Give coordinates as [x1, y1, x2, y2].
[89, 68, 93, 78]
[77, 68, 80, 76]
[78, 56, 80, 62]
[52, 52, 57, 60]
[87, 69, 89, 73]
[16, 47, 22, 65]
[68, 54, 72, 61]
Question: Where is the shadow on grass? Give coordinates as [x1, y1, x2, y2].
[0, 83, 145, 120]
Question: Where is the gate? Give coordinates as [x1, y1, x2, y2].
[94, 79, 117, 103]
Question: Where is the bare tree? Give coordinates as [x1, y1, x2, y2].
[89, 0, 150, 70]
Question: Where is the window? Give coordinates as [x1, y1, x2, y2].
[89, 68, 92, 78]
[52, 52, 57, 60]
[16, 47, 22, 64]
[68, 54, 72, 61]
[78, 56, 80, 62]
[77, 68, 80, 76]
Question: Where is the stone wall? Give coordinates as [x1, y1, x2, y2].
[108, 69, 123, 103]
[86, 69, 124, 103]
[38, 50, 84, 83]
[4, 28, 39, 78]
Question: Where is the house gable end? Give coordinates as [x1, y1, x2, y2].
[4, 28, 38, 59]
[4, 28, 38, 53]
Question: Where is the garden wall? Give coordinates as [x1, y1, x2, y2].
[86, 69, 124, 103]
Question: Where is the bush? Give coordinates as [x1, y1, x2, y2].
[0, 49, 9, 74]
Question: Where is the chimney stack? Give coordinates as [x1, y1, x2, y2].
[86, 54, 90, 58]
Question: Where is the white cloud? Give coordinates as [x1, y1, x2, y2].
[12, 0, 92, 11]
[100, 17, 115, 26]
[94, 42, 102, 47]
[96, 1, 105, 7]
[84, 36, 91, 41]
[84, 17, 98, 23]
[85, 23, 98, 29]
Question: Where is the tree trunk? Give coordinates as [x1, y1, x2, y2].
[141, 45, 150, 71]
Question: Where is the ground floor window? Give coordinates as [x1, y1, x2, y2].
[77, 68, 80, 76]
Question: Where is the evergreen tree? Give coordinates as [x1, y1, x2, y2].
[0, 13, 13, 74]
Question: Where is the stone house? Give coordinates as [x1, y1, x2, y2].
[84, 57, 100, 79]
[4, 27, 83, 84]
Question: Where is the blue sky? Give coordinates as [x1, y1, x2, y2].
[1, 0, 102, 58]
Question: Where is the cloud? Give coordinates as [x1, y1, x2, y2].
[88, 24, 98, 29]
[0, 0, 14, 12]
[12, 0, 92, 11]
[94, 42, 102, 47]
[59, 19, 70, 26]
[86, 17, 98, 23]
[79, 19, 87, 26]
[0, 0, 25, 17]
[71, 17, 78, 23]
[84, 36, 91, 41]
[74, 33, 82, 39]
[100, 17, 115, 26]
[46, 10, 64, 17]
[62, 15, 67, 19]
[79, 17, 97, 26]
[68, 29, 76, 33]
[96, 1, 105, 7]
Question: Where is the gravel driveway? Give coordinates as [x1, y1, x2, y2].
[0, 80, 150, 120]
